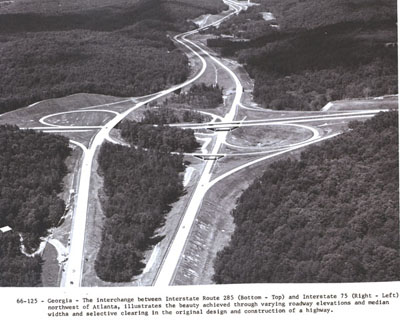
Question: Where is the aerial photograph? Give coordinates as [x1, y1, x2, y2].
[0, 0, 398, 288]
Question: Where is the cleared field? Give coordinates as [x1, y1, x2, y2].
[38, 146, 83, 287]
[237, 107, 325, 119]
[323, 96, 398, 111]
[0, 93, 125, 127]
[227, 124, 313, 148]
[41, 243, 60, 287]
[80, 151, 110, 287]
[42, 110, 116, 127]
[172, 146, 309, 285]
[81, 150, 205, 287]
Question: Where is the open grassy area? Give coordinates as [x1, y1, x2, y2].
[81, 148, 206, 286]
[227, 124, 313, 148]
[173, 147, 309, 285]
[0, 93, 125, 127]
[324, 95, 398, 111]
[41, 243, 60, 287]
[43, 110, 115, 127]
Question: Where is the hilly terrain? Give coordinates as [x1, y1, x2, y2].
[209, 0, 397, 110]
[214, 111, 399, 283]
[0, 125, 71, 286]
[0, 0, 226, 114]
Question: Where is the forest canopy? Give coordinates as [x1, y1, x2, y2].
[213, 111, 399, 283]
[208, 0, 397, 110]
[120, 119, 200, 153]
[0, 0, 227, 114]
[140, 107, 208, 125]
[95, 143, 186, 282]
[0, 125, 71, 286]
[95, 111, 201, 281]
[168, 83, 224, 109]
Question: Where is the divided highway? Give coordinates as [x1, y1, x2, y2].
[18, 0, 387, 287]
[62, 0, 249, 287]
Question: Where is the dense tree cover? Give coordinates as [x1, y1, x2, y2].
[96, 95, 205, 281]
[210, 3, 277, 39]
[162, 0, 227, 22]
[0, 232, 42, 287]
[95, 143, 186, 281]
[213, 111, 399, 283]
[0, 0, 226, 32]
[120, 120, 200, 153]
[169, 83, 224, 109]
[208, 0, 397, 110]
[0, 0, 227, 114]
[0, 30, 189, 114]
[1, 0, 140, 14]
[0, 125, 71, 286]
[214, 0, 396, 34]
[247, 25, 397, 110]
[4, 0, 227, 17]
[140, 107, 207, 125]
[253, 0, 396, 30]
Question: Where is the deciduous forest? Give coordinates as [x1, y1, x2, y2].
[208, 0, 397, 110]
[95, 143, 186, 282]
[95, 121, 199, 281]
[120, 119, 200, 153]
[168, 83, 224, 109]
[0, 125, 71, 286]
[140, 107, 208, 125]
[213, 112, 399, 283]
[0, 0, 227, 114]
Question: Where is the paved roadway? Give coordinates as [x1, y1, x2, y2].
[152, 0, 387, 286]
[152, 0, 250, 286]
[14, 0, 388, 287]
[153, 112, 381, 286]
[62, 0, 249, 287]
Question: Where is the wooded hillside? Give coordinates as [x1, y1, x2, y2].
[213, 112, 399, 283]
[95, 143, 186, 282]
[208, 0, 397, 110]
[95, 110, 200, 281]
[0, 125, 71, 286]
[0, 0, 227, 114]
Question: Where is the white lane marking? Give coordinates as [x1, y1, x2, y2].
[209, 133, 341, 189]
[154, 0, 246, 287]
[62, 0, 244, 288]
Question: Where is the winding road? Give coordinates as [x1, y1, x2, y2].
[9, 0, 389, 287]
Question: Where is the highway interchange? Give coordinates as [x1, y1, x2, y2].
[0, 0, 389, 287]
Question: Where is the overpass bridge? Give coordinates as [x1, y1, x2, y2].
[190, 153, 226, 161]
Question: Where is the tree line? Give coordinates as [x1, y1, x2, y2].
[168, 83, 224, 109]
[0, 125, 71, 286]
[95, 143, 186, 281]
[120, 120, 200, 153]
[213, 111, 399, 283]
[207, 0, 397, 110]
[0, 0, 227, 114]
[140, 107, 208, 125]
[95, 113, 200, 281]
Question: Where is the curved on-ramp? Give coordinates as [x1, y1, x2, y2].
[62, 0, 246, 287]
